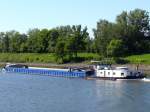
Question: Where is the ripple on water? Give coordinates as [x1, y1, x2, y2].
[0, 73, 149, 112]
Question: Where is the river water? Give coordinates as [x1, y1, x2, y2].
[0, 73, 149, 112]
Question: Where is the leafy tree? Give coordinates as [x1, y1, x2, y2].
[107, 39, 125, 57]
[55, 25, 89, 58]
[26, 28, 41, 53]
[94, 9, 150, 57]
[55, 40, 66, 63]
[56, 25, 72, 38]
[38, 29, 49, 53]
[116, 9, 150, 54]
[19, 34, 28, 52]
[93, 20, 114, 56]
[0, 32, 5, 52]
[85, 36, 94, 53]
[47, 29, 59, 53]
[70, 25, 88, 57]
[65, 36, 75, 59]
[1, 33, 10, 52]
[8, 31, 27, 53]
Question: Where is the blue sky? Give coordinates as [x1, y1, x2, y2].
[0, 0, 149, 36]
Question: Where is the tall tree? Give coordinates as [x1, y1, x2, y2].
[107, 39, 125, 57]
[0, 32, 5, 52]
[70, 25, 88, 57]
[1, 32, 10, 52]
[116, 9, 150, 54]
[26, 28, 41, 53]
[37, 29, 49, 53]
[55, 39, 66, 63]
[47, 29, 59, 53]
[8, 31, 27, 53]
[93, 20, 114, 56]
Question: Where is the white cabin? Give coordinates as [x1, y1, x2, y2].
[94, 65, 143, 79]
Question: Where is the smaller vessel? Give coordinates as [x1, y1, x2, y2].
[92, 64, 144, 80]
[3, 63, 28, 69]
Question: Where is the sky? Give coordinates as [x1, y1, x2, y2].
[0, 0, 149, 37]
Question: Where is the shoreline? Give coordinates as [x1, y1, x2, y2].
[1, 62, 150, 74]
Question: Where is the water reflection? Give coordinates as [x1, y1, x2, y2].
[93, 80, 150, 112]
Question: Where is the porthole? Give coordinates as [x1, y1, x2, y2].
[121, 73, 124, 76]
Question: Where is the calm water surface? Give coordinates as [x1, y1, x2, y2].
[0, 73, 150, 112]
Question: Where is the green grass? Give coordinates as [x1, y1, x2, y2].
[0, 53, 99, 63]
[0, 53, 150, 64]
[0, 53, 56, 63]
[77, 53, 99, 60]
[125, 54, 150, 64]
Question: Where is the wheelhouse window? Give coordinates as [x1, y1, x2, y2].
[113, 72, 115, 75]
[121, 73, 124, 76]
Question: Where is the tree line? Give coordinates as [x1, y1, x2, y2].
[0, 9, 150, 62]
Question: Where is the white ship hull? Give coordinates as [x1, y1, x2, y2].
[93, 65, 144, 80]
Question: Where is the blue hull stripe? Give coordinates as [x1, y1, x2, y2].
[4, 67, 86, 78]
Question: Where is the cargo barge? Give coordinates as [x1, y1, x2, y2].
[2, 63, 93, 78]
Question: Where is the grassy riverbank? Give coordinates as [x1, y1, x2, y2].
[0, 53, 99, 63]
[0, 53, 150, 76]
[125, 54, 150, 64]
[0, 53, 150, 64]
